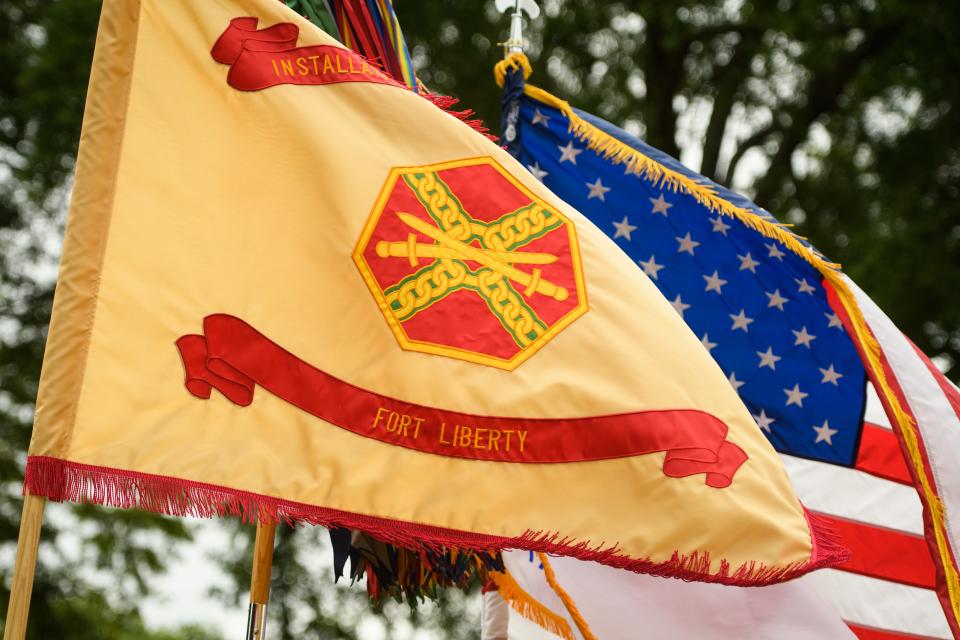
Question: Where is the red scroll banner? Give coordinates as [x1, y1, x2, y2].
[176, 315, 748, 487]
[211, 17, 399, 92]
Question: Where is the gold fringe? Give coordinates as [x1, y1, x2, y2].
[829, 282, 960, 622]
[538, 553, 599, 640]
[491, 570, 575, 640]
[493, 53, 532, 88]
[495, 52, 960, 624]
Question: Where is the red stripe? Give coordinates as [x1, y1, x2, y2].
[847, 622, 942, 640]
[817, 512, 936, 589]
[856, 422, 913, 485]
[825, 279, 960, 638]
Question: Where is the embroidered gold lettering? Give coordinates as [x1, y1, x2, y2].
[372, 407, 389, 430]
[296, 57, 309, 75]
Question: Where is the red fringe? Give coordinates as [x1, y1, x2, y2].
[420, 93, 498, 142]
[24, 455, 845, 586]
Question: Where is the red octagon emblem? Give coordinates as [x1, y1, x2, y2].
[353, 157, 588, 370]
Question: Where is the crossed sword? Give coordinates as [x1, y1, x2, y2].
[375, 211, 569, 302]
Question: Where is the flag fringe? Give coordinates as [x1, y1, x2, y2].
[495, 52, 960, 622]
[421, 93, 497, 142]
[24, 455, 845, 586]
[537, 552, 600, 640]
[828, 286, 960, 625]
[491, 570, 575, 640]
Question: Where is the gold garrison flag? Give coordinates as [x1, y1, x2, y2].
[24, 0, 843, 585]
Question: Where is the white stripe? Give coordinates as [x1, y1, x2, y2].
[865, 381, 892, 429]
[781, 455, 923, 535]
[806, 569, 952, 639]
[503, 551, 856, 639]
[847, 277, 960, 559]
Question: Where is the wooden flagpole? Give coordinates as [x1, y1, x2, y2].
[3, 494, 46, 640]
[245, 520, 277, 640]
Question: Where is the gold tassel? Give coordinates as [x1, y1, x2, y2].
[491, 570, 575, 640]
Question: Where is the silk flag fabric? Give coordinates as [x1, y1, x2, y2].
[25, 0, 838, 585]
[496, 550, 856, 640]
[496, 53, 958, 637]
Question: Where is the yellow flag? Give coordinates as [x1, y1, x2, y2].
[26, 0, 842, 585]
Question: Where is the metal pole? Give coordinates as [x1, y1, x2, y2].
[245, 520, 277, 640]
[3, 494, 46, 640]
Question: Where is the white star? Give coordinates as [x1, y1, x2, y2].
[820, 364, 843, 386]
[700, 334, 717, 352]
[612, 216, 637, 241]
[730, 309, 754, 332]
[728, 372, 745, 391]
[703, 271, 727, 294]
[766, 289, 788, 311]
[826, 312, 844, 329]
[767, 243, 786, 261]
[585, 177, 611, 201]
[754, 410, 775, 432]
[670, 294, 691, 317]
[649, 194, 673, 216]
[527, 162, 548, 181]
[796, 278, 816, 295]
[710, 216, 731, 235]
[813, 420, 838, 445]
[638, 255, 664, 280]
[558, 140, 583, 164]
[676, 232, 700, 255]
[757, 346, 782, 370]
[738, 252, 759, 273]
[531, 108, 550, 126]
[784, 384, 809, 407]
[792, 326, 817, 348]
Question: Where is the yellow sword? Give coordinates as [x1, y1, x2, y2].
[395, 211, 568, 301]
[375, 237, 558, 265]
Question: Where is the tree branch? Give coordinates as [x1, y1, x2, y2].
[700, 34, 763, 181]
[719, 122, 777, 186]
[640, 10, 688, 159]
[752, 22, 902, 207]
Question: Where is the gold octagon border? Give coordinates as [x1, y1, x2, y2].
[352, 156, 588, 371]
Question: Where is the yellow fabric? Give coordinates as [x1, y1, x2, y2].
[31, 0, 815, 573]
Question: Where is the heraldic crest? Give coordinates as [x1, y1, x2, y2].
[354, 157, 588, 369]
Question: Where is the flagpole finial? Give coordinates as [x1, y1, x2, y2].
[495, 0, 540, 57]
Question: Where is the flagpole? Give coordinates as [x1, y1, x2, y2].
[3, 494, 46, 640]
[245, 520, 277, 640]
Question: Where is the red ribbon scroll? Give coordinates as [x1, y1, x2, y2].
[211, 17, 399, 92]
[176, 315, 747, 487]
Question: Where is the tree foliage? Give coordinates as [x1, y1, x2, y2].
[0, 0, 958, 637]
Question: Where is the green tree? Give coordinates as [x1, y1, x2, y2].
[401, 0, 960, 378]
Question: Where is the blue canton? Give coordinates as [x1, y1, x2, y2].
[507, 97, 867, 466]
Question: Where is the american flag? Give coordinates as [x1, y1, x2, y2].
[498, 59, 959, 640]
